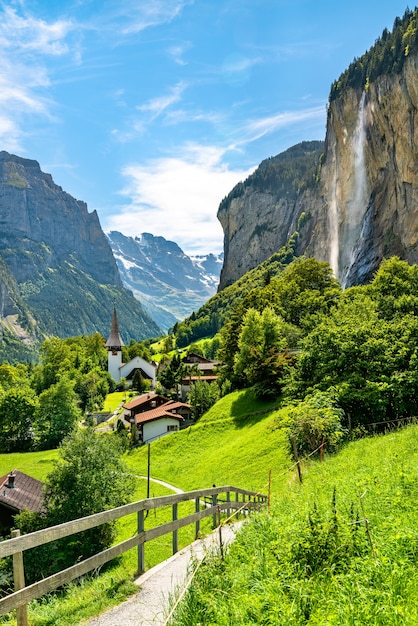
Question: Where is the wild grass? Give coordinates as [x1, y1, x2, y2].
[2, 389, 416, 625]
[172, 424, 418, 625]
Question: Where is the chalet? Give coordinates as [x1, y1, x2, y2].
[106, 306, 156, 387]
[0, 471, 44, 534]
[123, 393, 192, 444]
[180, 352, 219, 400]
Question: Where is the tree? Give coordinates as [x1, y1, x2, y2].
[17, 428, 131, 581]
[188, 380, 220, 420]
[234, 307, 289, 397]
[158, 353, 185, 396]
[0, 387, 38, 452]
[35, 376, 81, 449]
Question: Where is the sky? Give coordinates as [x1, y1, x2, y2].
[0, 0, 412, 256]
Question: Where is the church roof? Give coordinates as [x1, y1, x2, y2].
[105, 306, 124, 348]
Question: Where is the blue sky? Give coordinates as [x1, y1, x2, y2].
[0, 0, 412, 255]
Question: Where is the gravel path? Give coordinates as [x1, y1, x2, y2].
[84, 522, 243, 626]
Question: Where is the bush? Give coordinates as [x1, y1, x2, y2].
[289, 391, 345, 456]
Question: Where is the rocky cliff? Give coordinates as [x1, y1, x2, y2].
[217, 141, 324, 289]
[0, 152, 160, 360]
[107, 231, 223, 332]
[305, 55, 418, 286]
[217, 10, 418, 289]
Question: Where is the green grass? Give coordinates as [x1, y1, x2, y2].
[172, 424, 418, 625]
[0, 450, 57, 481]
[2, 389, 416, 625]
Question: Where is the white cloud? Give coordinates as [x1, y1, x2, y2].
[138, 82, 187, 119]
[117, 0, 194, 35]
[0, 6, 72, 55]
[0, 4, 74, 151]
[105, 144, 254, 255]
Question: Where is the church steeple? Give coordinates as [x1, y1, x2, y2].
[106, 305, 124, 381]
[105, 305, 124, 350]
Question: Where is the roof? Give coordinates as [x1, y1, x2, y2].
[105, 306, 124, 348]
[164, 401, 191, 411]
[0, 470, 44, 514]
[124, 392, 168, 411]
[183, 362, 218, 372]
[181, 375, 219, 382]
[135, 407, 184, 425]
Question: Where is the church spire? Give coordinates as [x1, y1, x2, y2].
[105, 305, 124, 349]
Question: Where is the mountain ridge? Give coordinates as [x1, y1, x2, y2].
[0, 152, 160, 361]
[107, 230, 222, 332]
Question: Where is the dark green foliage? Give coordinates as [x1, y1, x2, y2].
[0, 387, 38, 452]
[187, 380, 220, 420]
[35, 376, 81, 449]
[218, 141, 324, 212]
[291, 271, 418, 426]
[158, 353, 186, 395]
[16, 428, 130, 583]
[289, 391, 345, 456]
[219, 257, 340, 387]
[330, 8, 418, 100]
[173, 228, 304, 349]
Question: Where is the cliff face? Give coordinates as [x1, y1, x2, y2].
[218, 54, 418, 289]
[0, 152, 120, 286]
[305, 55, 418, 285]
[217, 142, 324, 289]
[0, 152, 160, 360]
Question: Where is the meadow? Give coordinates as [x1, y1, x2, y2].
[0, 389, 416, 625]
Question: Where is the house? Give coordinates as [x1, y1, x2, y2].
[0, 470, 44, 534]
[105, 306, 156, 387]
[180, 352, 219, 400]
[123, 393, 192, 444]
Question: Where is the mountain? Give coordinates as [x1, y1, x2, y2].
[217, 9, 418, 290]
[0, 152, 160, 362]
[217, 141, 324, 290]
[107, 231, 223, 332]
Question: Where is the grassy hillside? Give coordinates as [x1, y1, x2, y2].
[173, 422, 418, 625]
[0, 390, 416, 625]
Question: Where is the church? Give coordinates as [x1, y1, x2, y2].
[105, 306, 156, 388]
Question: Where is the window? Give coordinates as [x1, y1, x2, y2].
[167, 425, 178, 432]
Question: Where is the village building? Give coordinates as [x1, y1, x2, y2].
[105, 306, 156, 387]
[179, 352, 219, 400]
[0, 470, 44, 534]
[123, 392, 192, 444]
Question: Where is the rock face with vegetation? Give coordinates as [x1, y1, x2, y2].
[218, 9, 418, 290]
[217, 141, 323, 290]
[0, 152, 160, 361]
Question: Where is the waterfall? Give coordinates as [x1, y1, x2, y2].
[328, 166, 339, 278]
[341, 91, 369, 287]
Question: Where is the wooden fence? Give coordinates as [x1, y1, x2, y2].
[0, 485, 266, 624]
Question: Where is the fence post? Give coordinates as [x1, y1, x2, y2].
[235, 490, 240, 519]
[195, 497, 200, 538]
[137, 510, 145, 575]
[11, 529, 28, 626]
[212, 491, 218, 528]
[172, 503, 178, 555]
[226, 490, 231, 519]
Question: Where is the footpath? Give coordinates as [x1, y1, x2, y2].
[85, 522, 243, 626]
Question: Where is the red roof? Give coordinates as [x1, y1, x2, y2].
[135, 407, 184, 425]
[0, 470, 44, 514]
[124, 393, 168, 411]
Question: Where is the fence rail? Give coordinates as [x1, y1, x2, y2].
[0, 485, 266, 622]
